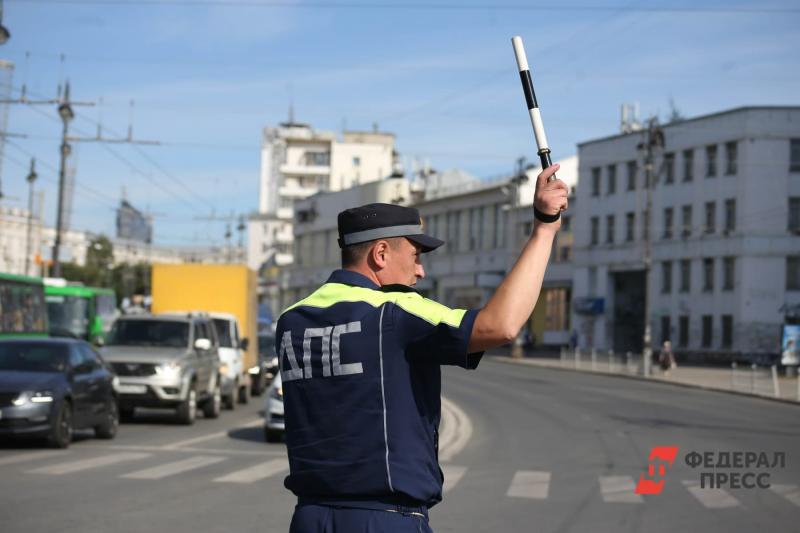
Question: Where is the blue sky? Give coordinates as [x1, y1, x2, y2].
[1, 0, 798, 247]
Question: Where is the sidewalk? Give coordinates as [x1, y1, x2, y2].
[488, 352, 800, 404]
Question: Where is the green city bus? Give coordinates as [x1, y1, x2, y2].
[0, 272, 48, 338]
[44, 282, 118, 344]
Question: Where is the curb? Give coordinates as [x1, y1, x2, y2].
[489, 355, 800, 407]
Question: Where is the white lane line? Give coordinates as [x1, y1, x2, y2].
[682, 480, 741, 508]
[122, 455, 227, 480]
[213, 458, 289, 484]
[161, 419, 263, 449]
[0, 451, 67, 467]
[27, 453, 151, 475]
[770, 484, 800, 507]
[439, 396, 472, 462]
[100, 445, 286, 457]
[442, 465, 467, 493]
[506, 471, 551, 499]
[599, 476, 643, 503]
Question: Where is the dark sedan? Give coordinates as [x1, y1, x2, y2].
[0, 338, 119, 448]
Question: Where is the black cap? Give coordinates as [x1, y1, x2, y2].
[337, 203, 444, 253]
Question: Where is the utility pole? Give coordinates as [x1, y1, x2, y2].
[24, 158, 37, 275]
[638, 117, 664, 378]
[52, 82, 75, 277]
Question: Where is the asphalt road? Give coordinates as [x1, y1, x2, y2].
[2, 359, 799, 533]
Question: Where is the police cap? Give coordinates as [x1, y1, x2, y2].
[337, 203, 444, 253]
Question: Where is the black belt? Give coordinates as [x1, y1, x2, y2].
[297, 495, 429, 519]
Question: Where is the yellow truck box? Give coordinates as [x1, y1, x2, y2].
[151, 264, 258, 375]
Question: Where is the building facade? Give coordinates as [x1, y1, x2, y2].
[573, 106, 800, 359]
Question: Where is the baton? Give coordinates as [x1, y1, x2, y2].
[511, 36, 557, 183]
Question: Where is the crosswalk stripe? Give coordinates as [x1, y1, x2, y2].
[599, 476, 643, 503]
[442, 465, 467, 493]
[213, 458, 289, 484]
[122, 455, 226, 480]
[506, 471, 550, 499]
[0, 451, 67, 467]
[27, 453, 151, 475]
[770, 484, 800, 507]
[682, 480, 740, 508]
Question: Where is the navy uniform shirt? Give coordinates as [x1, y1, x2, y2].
[276, 269, 483, 508]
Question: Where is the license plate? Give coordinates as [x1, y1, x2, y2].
[118, 384, 147, 394]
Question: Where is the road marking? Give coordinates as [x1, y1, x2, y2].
[27, 453, 150, 475]
[682, 480, 740, 508]
[213, 458, 289, 483]
[100, 444, 286, 457]
[442, 465, 467, 493]
[439, 396, 472, 462]
[161, 419, 263, 449]
[770, 484, 800, 507]
[122, 455, 227, 480]
[599, 476, 643, 503]
[506, 470, 551, 499]
[0, 451, 67, 467]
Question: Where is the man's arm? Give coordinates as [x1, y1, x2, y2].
[468, 164, 568, 353]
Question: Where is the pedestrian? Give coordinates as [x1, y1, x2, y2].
[277, 163, 567, 532]
[659, 340, 676, 374]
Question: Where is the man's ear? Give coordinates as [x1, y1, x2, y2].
[370, 240, 390, 269]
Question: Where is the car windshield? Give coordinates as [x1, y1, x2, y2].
[107, 320, 189, 348]
[212, 319, 234, 348]
[258, 334, 275, 356]
[0, 342, 68, 372]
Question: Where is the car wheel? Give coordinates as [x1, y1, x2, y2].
[224, 380, 237, 410]
[238, 379, 251, 405]
[202, 380, 222, 419]
[264, 427, 282, 443]
[176, 385, 197, 425]
[95, 398, 119, 439]
[251, 372, 265, 397]
[48, 401, 73, 449]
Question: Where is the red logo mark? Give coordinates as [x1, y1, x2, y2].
[635, 446, 679, 495]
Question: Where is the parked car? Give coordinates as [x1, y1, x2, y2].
[250, 331, 277, 397]
[263, 372, 284, 443]
[209, 313, 251, 409]
[101, 313, 222, 424]
[0, 337, 119, 448]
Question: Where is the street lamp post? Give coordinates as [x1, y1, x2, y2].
[52, 82, 75, 278]
[24, 158, 37, 275]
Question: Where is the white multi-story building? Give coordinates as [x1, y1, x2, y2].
[248, 121, 397, 276]
[0, 204, 43, 276]
[573, 106, 800, 358]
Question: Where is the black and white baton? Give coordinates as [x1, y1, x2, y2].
[511, 36, 557, 183]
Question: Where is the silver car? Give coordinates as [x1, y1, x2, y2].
[263, 372, 284, 443]
[102, 314, 222, 424]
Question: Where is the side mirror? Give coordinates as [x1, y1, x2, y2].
[74, 363, 92, 375]
[194, 338, 212, 351]
[240, 337, 249, 351]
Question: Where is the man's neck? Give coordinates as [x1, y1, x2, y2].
[344, 266, 382, 287]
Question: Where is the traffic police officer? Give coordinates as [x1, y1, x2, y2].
[278, 164, 567, 532]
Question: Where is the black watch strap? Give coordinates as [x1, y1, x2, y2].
[534, 206, 560, 223]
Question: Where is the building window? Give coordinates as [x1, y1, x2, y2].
[561, 215, 571, 232]
[683, 149, 694, 182]
[626, 160, 637, 191]
[447, 211, 459, 251]
[588, 267, 598, 295]
[790, 139, 800, 172]
[678, 315, 689, 347]
[682, 205, 692, 237]
[721, 315, 733, 349]
[591, 167, 601, 197]
[642, 208, 650, 241]
[607, 164, 616, 195]
[702, 315, 713, 348]
[724, 141, 737, 175]
[663, 152, 675, 184]
[661, 315, 671, 345]
[352, 156, 361, 167]
[680, 259, 691, 293]
[545, 288, 570, 331]
[788, 256, 800, 291]
[305, 152, 330, 166]
[560, 246, 571, 262]
[662, 207, 673, 239]
[724, 199, 736, 233]
[661, 261, 672, 293]
[625, 212, 635, 242]
[590, 217, 599, 245]
[705, 144, 717, 177]
[703, 258, 714, 292]
[789, 197, 800, 233]
[723, 257, 735, 291]
[606, 215, 615, 244]
[704, 201, 716, 234]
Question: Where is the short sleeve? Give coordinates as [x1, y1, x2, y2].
[391, 295, 484, 369]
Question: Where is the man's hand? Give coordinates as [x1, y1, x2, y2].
[533, 163, 569, 230]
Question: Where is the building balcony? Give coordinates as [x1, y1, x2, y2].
[279, 185, 319, 199]
[279, 163, 330, 176]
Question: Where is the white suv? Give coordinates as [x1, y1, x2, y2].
[210, 313, 250, 410]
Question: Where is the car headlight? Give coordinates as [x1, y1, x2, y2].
[269, 386, 283, 400]
[13, 391, 54, 405]
[270, 357, 278, 367]
[219, 362, 230, 375]
[155, 361, 182, 377]
[112, 376, 120, 392]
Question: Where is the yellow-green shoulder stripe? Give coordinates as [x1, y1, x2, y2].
[281, 283, 467, 328]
